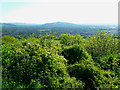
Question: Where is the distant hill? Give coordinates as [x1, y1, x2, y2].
[1, 22, 118, 28]
[40, 22, 118, 29]
[0, 23, 16, 26]
[41, 22, 80, 28]
[1, 22, 118, 37]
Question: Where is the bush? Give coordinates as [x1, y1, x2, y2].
[2, 38, 84, 88]
[62, 44, 92, 64]
[84, 32, 118, 59]
[68, 62, 119, 89]
[2, 35, 20, 44]
[2, 39, 67, 87]
[59, 33, 83, 46]
[2, 32, 120, 89]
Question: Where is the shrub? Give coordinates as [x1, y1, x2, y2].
[2, 35, 20, 44]
[62, 44, 92, 64]
[68, 62, 119, 89]
[59, 33, 83, 46]
[2, 38, 84, 88]
[2, 39, 67, 88]
[84, 31, 118, 59]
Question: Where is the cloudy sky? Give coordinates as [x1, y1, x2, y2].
[0, 0, 119, 24]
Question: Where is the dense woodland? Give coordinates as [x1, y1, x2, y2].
[2, 30, 120, 89]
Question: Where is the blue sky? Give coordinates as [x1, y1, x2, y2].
[1, 2, 29, 15]
[0, 1, 118, 24]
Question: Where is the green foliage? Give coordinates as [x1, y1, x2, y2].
[84, 31, 118, 59]
[68, 62, 119, 89]
[2, 40, 66, 88]
[67, 59, 97, 89]
[64, 76, 85, 88]
[2, 35, 20, 44]
[94, 54, 120, 70]
[62, 44, 92, 64]
[2, 35, 84, 88]
[59, 33, 83, 46]
[2, 31, 120, 89]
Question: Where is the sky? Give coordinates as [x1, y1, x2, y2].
[0, 0, 119, 25]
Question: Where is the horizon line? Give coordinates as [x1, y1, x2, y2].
[0, 21, 118, 25]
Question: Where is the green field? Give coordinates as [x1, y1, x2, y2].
[37, 29, 51, 31]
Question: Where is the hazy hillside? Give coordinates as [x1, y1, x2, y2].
[1, 22, 118, 37]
